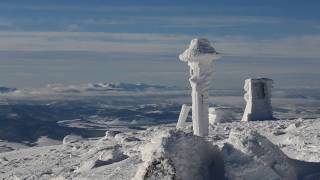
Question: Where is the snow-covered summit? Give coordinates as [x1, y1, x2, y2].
[179, 38, 220, 62]
[2, 119, 320, 179]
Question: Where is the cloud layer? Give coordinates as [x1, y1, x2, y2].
[1, 32, 320, 58]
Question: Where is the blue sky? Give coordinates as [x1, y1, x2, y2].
[0, 0, 320, 89]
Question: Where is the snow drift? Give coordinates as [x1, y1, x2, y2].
[134, 130, 225, 180]
[222, 129, 297, 180]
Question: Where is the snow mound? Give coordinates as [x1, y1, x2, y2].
[223, 129, 297, 180]
[62, 135, 83, 145]
[285, 121, 302, 132]
[35, 136, 61, 147]
[134, 130, 225, 180]
[75, 146, 128, 173]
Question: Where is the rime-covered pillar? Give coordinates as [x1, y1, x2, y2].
[176, 104, 191, 129]
[179, 38, 221, 136]
[241, 78, 274, 121]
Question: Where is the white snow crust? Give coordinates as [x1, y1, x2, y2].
[134, 130, 224, 180]
[1, 119, 320, 179]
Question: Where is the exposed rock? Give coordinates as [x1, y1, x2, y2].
[123, 137, 141, 142]
[273, 130, 286, 136]
[143, 157, 176, 180]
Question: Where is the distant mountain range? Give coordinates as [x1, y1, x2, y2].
[0, 82, 177, 95]
[47, 82, 177, 93]
[0, 86, 17, 93]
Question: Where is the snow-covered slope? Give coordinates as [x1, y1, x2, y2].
[1, 118, 320, 179]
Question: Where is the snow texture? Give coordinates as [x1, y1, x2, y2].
[179, 38, 221, 136]
[62, 135, 83, 145]
[134, 130, 225, 180]
[179, 38, 220, 62]
[242, 78, 274, 121]
[1, 119, 320, 179]
[223, 129, 297, 180]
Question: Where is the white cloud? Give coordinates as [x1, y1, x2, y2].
[0, 32, 186, 55]
[66, 24, 80, 32]
[215, 35, 320, 58]
[79, 15, 282, 29]
[314, 25, 320, 30]
[0, 18, 15, 30]
[0, 31, 320, 58]
[0, 4, 287, 31]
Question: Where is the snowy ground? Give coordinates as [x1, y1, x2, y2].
[1, 118, 320, 179]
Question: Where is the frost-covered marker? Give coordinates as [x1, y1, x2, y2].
[241, 78, 274, 121]
[179, 38, 221, 136]
[176, 104, 191, 129]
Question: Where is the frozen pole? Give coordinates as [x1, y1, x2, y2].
[179, 38, 221, 136]
[176, 104, 191, 129]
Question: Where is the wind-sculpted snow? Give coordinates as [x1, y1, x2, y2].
[223, 129, 297, 180]
[134, 130, 225, 180]
[2, 120, 320, 179]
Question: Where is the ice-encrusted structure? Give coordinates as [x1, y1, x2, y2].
[208, 107, 234, 124]
[176, 104, 191, 129]
[179, 38, 221, 136]
[242, 78, 274, 121]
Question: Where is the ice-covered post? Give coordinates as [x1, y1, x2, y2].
[176, 104, 191, 129]
[179, 38, 221, 136]
[241, 78, 274, 121]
